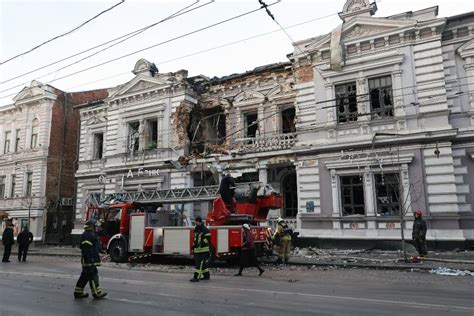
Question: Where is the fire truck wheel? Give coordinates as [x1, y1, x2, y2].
[109, 240, 128, 263]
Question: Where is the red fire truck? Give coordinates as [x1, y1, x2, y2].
[85, 185, 282, 262]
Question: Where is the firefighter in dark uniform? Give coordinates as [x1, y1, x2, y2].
[190, 216, 211, 282]
[219, 174, 236, 213]
[412, 210, 428, 257]
[74, 219, 107, 299]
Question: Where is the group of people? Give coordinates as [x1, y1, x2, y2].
[2, 223, 33, 263]
[188, 216, 294, 282]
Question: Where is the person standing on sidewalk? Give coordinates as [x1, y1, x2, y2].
[74, 220, 107, 299]
[272, 218, 292, 264]
[190, 216, 211, 282]
[2, 222, 14, 263]
[17, 226, 33, 262]
[234, 223, 264, 277]
[412, 210, 428, 257]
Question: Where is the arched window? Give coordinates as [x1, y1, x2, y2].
[31, 119, 39, 149]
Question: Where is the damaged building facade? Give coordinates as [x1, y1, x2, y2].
[75, 0, 474, 247]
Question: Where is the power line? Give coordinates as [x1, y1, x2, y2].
[0, 0, 125, 65]
[0, 0, 281, 101]
[0, 0, 214, 92]
[64, 12, 337, 91]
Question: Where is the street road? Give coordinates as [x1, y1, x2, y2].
[0, 256, 473, 315]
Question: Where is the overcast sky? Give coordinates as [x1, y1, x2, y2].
[1, 0, 473, 107]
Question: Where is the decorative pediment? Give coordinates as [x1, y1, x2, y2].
[233, 89, 266, 103]
[457, 39, 474, 59]
[305, 17, 415, 52]
[12, 81, 56, 103]
[108, 75, 171, 99]
[86, 114, 107, 126]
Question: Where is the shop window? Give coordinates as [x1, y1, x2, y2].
[128, 122, 140, 152]
[281, 107, 296, 134]
[369, 75, 393, 118]
[336, 82, 358, 123]
[145, 119, 158, 149]
[244, 113, 258, 138]
[25, 172, 33, 197]
[31, 119, 39, 149]
[340, 175, 365, 216]
[0, 176, 5, 198]
[15, 129, 20, 153]
[375, 173, 400, 216]
[93, 133, 104, 159]
[4, 131, 11, 154]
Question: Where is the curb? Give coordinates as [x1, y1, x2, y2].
[11, 251, 81, 258]
[259, 258, 474, 272]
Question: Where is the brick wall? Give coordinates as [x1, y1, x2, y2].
[45, 89, 108, 203]
[295, 65, 314, 83]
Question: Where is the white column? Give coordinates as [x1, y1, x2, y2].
[364, 167, 375, 216]
[357, 76, 369, 122]
[331, 169, 340, 217]
[157, 111, 164, 148]
[258, 160, 268, 185]
[400, 164, 412, 215]
[325, 83, 336, 126]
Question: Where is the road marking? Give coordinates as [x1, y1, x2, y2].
[1, 270, 472, 312]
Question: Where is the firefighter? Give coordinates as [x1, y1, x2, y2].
[412, 210, 428, 257]
[190, 216, 211, 282]
[17, 226, 33, 262]
[272, 217, 292, 264]
[74, 219, 107, 299]
[219, 174, 236, 213]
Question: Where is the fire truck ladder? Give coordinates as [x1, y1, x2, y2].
[86, 185, 221, 206]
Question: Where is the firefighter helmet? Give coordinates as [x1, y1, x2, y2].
[414, 210, 423, 218]
[242, 223, 250, 230]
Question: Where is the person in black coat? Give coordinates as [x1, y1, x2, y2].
[412, 210, 428, 257]
[2, 222, 14, 263]
[218, 174, 236, 213]
[17, 226, 34, 262]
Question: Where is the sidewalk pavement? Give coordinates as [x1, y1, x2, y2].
[7, 245, 474, 272]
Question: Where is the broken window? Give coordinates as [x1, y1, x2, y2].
[340, 175, 365, 216]
[336, 82, 358, 123]
[4, 131, 11, 154]
[375, 173, 401, 216]
[281, 107, 296, 134]
[369, 75, 393, 118]
[244, 112, 258, 138]
[31, 119, 39, 149]
[203, 110, 226, 145]
[128, 122, 140, 152]
[145, 119, 158, 149]
[93, 133, 104, 159]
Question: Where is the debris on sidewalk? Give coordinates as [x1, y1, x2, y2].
[429, 267, 474, 277]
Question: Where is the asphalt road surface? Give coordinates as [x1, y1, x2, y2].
[0, 256, 473, 316]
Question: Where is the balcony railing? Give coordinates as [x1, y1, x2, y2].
[235, 133, 296, 153]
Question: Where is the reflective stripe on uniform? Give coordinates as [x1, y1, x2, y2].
[194, 247, 209, 253]
[81, 240, 93, 246]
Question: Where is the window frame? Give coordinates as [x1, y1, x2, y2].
[25, 172, 33, 197]
[335, 81, 358, 124]
[145, 119, 158, 150]
[340, 175, 365, 216]
[10, 175, 16, 198]
[374, 173, 401, 217]
[281, 107, 296, 134]
[244, 112, 258, 138]
[4, 131, 11, 154]
[93, 133, 104, 160]
[127, 121, 140, 152]
[31, 119, 39, 149]
[15, 129, 20, 153]
[0, 176, 5, 198]
[368, 75, 394, 118]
